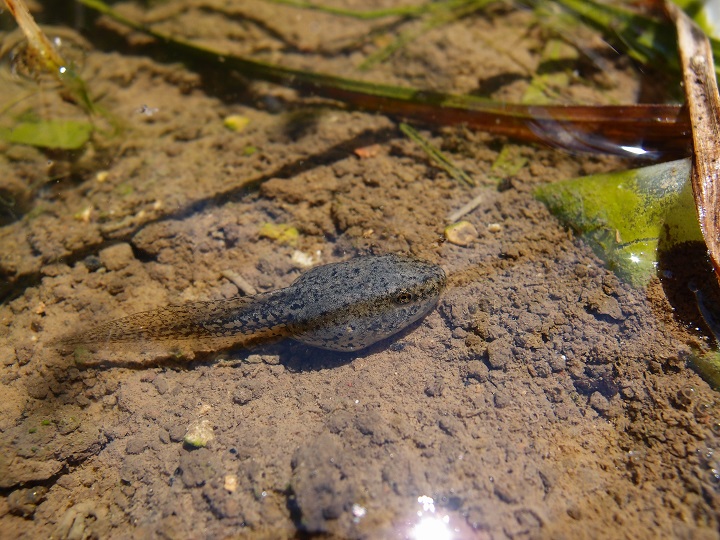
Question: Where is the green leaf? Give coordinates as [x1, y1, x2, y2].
[535, 158, 704, 286]
[0, 119, 93, 149]
[689, 350, 720, 390]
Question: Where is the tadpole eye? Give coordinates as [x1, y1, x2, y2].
[396, 290, 413, 304]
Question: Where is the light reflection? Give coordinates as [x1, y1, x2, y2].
[525, 113, 661, 158]
[417, 495, 435, 513]
[410, 515, 452, 540]
[352, 503, 366, 524]
[619, 145, 649, 156]
[410, 496, 453, 540]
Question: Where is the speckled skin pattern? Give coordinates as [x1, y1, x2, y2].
[66, 254, 446, 352]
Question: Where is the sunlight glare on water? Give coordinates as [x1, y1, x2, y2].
[409, 496, 453, 540]
[619, 145, 649, 156]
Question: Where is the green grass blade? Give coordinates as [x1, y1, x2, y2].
[399, 123, 475, 186]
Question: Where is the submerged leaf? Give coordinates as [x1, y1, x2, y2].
[689, 350, 720, 390]
[0, 119, 93, 149]
[535, 158, 703, 286]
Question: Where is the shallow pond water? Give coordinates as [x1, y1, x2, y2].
[0, 1, 719, 538]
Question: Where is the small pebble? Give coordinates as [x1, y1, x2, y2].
[291, 250, 320, 268]
[487, 339, 512, 369]
[0, 345, 17, 366]
[494, 390, 511, 409]
[354, 144, 382, 158]
[184, 419, 214, 448]
[452, 327, 468, 339]
[589, 391, 610, 414]
[102, 395, 117, 408]
[168, 424, 186, 442]
[220, 270, 257, 296]
[99, 243, 135, 271]
[83, 255, 103, 272]
[224, 474, 238, 492]
[153, 376, 169, 395]
[463, 360, 488, 382]
[424, 378, 444, 397]
[549, 355, 566, 372]
[444, 221, 478, 246]
[233, 388, 253, 405]
[73, 207, 92, 223]
[263, 354, 281, 366]
[125, 437, 147, 455]
[8, 487, 47, 517]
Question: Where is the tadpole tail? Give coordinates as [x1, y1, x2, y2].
[56, 291, 291, 346]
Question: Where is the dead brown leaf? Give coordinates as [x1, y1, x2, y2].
[665, 1, 720, 281]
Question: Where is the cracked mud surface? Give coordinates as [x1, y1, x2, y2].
[1, 1, 719, 538]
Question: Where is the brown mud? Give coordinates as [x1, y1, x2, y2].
[0, 1, 719, 538]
